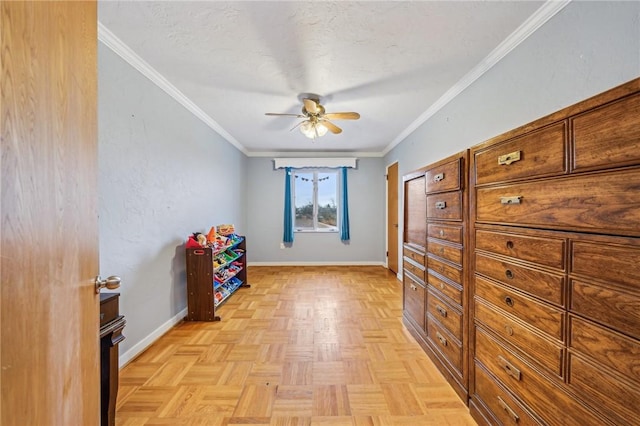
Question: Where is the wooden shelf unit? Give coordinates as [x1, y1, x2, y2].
[185, 236, 250, 321]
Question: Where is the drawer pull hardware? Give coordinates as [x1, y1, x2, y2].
[439, 230, 445, 237]
[436, 331, 448, 346]
[439, 283, 445, 290]
[506, 240, 514, 249]
[498, 150, 521, 166]
[439, 247, 445, 255]
[500, 196, 523, 205]
[410, 284, 417, 291]
[504, 296, 514, 307]
[497, 396, 520, 423]
[434, 172, 445, 182]
[435, 201, 446, 209]
[436, 305, 447, 317]
[497, 355, 522, 381]
[505, 269, 514, 279]
[505, 325, 514, 336]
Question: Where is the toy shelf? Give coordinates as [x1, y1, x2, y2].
[185, 235, 250, 321]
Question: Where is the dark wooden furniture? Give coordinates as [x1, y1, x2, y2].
[403, 151, 470, 402]
[469, 78, 640, 426]
[185, 236, 250, 321]
[401, 78, 640, 425]
[100, 293, 125, 426]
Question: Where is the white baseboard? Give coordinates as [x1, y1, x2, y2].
[396, 271, 402, 281]
[119, 308, 187, 368]
[248, 261, 386, 267]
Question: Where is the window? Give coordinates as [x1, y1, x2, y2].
[293, 170, 338, 232]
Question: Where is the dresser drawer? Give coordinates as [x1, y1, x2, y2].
[474, 121, 567, 185]
[403, 259, 425, 283]
[427, 271, 462, 305]
[428, 255, 463, 285]
[426, 158, 461, 194]
[568, 354, 640, 426]
[428, 238, 462, 266]
[403, 245, 426, 266]
[475, 327, 606, 426]
[475, 229, 565, 270]
[572, 93, 640, 173]
[475, 301, 563, 376]
[475, 169, 640, 236]
[475, 252, 565, 306]
[570, 279, 640, 340]
[404, 274, 426, 330]
[428, 290, 462, 340]
[428, 223, 463, 244]
[571, 240, 640, 292]
[427, 320, 462, 374]
[475, 276, 564, 340]
[427, 191, 462, 221]
[474, 363, 542, 426]
[569, 316, 640, 383]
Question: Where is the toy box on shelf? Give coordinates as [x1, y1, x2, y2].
[185, 226, 250, 321]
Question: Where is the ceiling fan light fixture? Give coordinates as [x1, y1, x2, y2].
[300, 121, 328, 139]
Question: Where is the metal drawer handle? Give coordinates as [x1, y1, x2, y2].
[434, 172, 445, 182]
[439, 247, 445, 255]
[410, 284, 417, 291]
[497, 355, 522, 381]
[436, 305, 447, 318]
[505, 325, 514, 336]
[505, 269, 514, 279]
[506, 240, 514, 249]
[497, 396, 520, 423]
[439, 230, 445, 237]
[500, 196, 522, 205]
[504, 296, 514, 307]
[435, 201, 446, 209]
[436, 331, 448, 346]
[498, 150, 521, 166]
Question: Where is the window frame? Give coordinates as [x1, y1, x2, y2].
[292, 169, 339, 233]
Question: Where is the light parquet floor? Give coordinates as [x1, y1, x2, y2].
[116, 266, 477, 426]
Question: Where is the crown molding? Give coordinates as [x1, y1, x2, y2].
[97, 22, 248, 156]
[382, 0, 571, 156]
[246, 150, 384, 158]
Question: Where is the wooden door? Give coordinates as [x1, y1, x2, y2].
[1, 2, 100, 424]
[387, 162, 399, 274]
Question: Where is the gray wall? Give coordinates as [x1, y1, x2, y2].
[98, 45, 247, 359]
[246, 157, 385, 264]
[384, 1, 640, 269]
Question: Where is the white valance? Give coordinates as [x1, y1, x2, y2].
[274, 157, 357, 169]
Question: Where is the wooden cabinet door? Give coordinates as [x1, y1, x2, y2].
[1, 2, 100, 424]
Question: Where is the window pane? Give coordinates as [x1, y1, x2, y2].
[294, 172, 314, 229]
[317, 172, 337, 230]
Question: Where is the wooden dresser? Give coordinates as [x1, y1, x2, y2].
[403, 151, 470, 402]
[469, 79, 640, 426]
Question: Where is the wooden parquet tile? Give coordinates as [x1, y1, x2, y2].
[116, 266, 476, 426]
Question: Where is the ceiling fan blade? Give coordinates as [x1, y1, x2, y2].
[303, 98, 318, 115]
[323, 112, 360, 120]
[265, 113, 305, 117]
[322, 120, 342, 134]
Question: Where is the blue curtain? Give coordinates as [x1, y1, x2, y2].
[283, 167, 294, 243]
[340, 167, 350, 241]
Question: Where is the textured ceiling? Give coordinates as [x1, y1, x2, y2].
[98, 1, 548, 155]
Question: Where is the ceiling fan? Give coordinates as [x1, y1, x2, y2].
[265, 97, 360, 139]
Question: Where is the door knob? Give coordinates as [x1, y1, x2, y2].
[95, 275, 121, 293]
